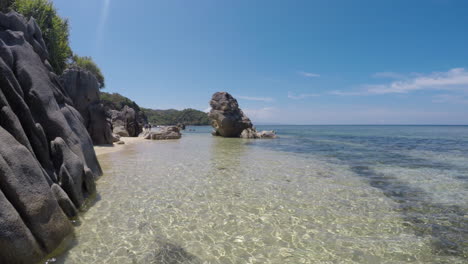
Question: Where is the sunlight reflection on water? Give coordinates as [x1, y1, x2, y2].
[54, 127, 468, 263]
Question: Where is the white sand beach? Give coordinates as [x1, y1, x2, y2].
[93, 137, 147, 156]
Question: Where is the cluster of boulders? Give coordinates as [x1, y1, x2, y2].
[0, 11, 101, 263]
[208, 92, 277, 139]
[142, 126, 182, 140]
[177, 122, 186, 130]
[60, 68, 146, 145]
[109, 105, 145, 137]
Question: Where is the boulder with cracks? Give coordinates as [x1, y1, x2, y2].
[0, 11, 101, 263]
[60, 67, 113, 145]
[208, 92, 277, 139]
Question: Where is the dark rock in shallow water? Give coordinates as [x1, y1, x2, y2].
[51, 183, 78, 218]
[60, 67, 113, 145]
[0, 126, 73, 263]
[208, 92, 277, 139]
[0, 11, 101, 263]
[143, 126, 182, 140]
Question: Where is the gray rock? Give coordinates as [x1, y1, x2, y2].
[240, 128, 277, 139]
[0, 127, 72, 263]
[110, 105, 143, 137]
[177, 123, 186, 130]
[51, 137, 93, 208]
[0, 11, 101, 262]
[60, 67, 113, 145]
[208, 92, 253, 137]
[112, 133, 121, 142]
[208, 92, 277, 139]
[240, 127, 257, 139]
[83, 168, 97, 195]
[51, 183, 78, 218]
[0, 188, 45, 264]
[143, 126, 182, 140]
[256, 130, 277, 138]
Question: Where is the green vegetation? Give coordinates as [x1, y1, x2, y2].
[72, 55, 105, 88]
[12, 0, 72, 74]
[142, 108, 210, 126]
[100, 92, 142, 112]
[0, 0, 14, 12]
[2, 0, 104, 79]
[100, 92, 210, 126]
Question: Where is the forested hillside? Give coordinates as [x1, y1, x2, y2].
[100, 92, 210, 125]
[142, 108, 210, 126]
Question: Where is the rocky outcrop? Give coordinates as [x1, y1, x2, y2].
[208, 92, 277, 138]
[142, 126, 182, 140]
[110, 105, 144, 137]
[0, 11, 101, 263]
[208, 92, 254, 137]
[177, 122, 186, 130]
[60, 67, 113, 145]
[240, 128, 277, 139]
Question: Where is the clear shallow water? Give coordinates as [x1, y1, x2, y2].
[54, 126, 468, 263]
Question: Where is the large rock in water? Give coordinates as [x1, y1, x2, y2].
[0, 11, 101, 263]
[142, 126, 182, 140]
[60, 67, 113, 145]
[208, 92, 254, 137]
[110, 105, 144, 137]
[208, 92, 277, 138]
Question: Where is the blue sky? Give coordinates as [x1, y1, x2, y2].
[53, 0, 468, 124]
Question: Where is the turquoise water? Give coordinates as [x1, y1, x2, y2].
[54, 126, 468, 263]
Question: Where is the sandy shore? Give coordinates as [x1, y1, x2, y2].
[93, 137, 147, 156]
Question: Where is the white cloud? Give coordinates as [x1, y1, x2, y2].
[299, 71, 320, 78]
[203, 107, 211, 113]
[367, 68, 468, 94]
[236, 96, 274, 102]
[331, 68, 468, 97]
[288, 92, 320, 100]
[329, 90, 366, 96]
[373, 72, 405, 79]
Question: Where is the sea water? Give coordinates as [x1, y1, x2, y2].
[54, 126, 468, 263]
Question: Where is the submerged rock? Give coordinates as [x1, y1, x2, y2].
[208, 92, 277, 138]
[60, 67, 113, 145]
[143, 126, 182, 140]
[0, 11, 101, 263]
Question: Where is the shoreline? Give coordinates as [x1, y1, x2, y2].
[93, 136, 147, 156]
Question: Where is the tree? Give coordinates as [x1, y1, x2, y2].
[72, 55, 105, 89]
[0, 0, 14, 12]
[12, 0, 72, 74]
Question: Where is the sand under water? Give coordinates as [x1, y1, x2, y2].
[52, 126, 468, 263]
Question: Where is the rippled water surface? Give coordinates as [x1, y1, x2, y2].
[55, 126, 468, 263]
